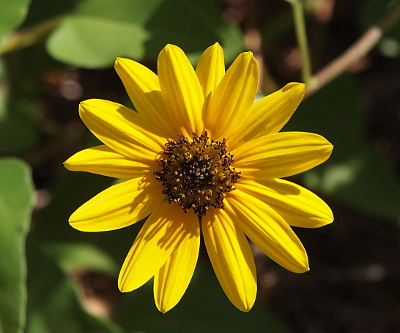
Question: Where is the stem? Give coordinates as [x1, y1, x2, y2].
[0, 16, 64, 55]
[306, 2, 400, 97]
[286, 0, 313, 85]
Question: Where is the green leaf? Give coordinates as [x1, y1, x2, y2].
[47, 0, 244, 68]
[25, 235, 123, 333]
[0, 0, 32, 46]
[43, 242, 119, 276]
[0, 158, 35, 333]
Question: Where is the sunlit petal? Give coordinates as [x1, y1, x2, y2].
[79, 99, 166, 161]
[196, 43, 225, 111]
[234, 132, 333, 179]
[226, 189, 309, 273]
[203, 208, 256, 311]
[238, 178, 333, 228]
[114, 57, 176, 140]
[69, 176, 164, 232]
[119, 202, 199, 292]
[64, 145, 153, 179]
[158, 44, 204, 137]
[205, 52, 259, 141]
[229, 83, 305, 150]
[154, 214, 200, 313]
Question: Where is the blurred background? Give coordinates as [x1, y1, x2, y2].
[0, 0, 400, 332]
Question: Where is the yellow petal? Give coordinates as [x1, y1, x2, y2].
[229, 83, 305, 151]
[158, 44, 204, 137]
[69, 176, 164, 231]
[114, 57, 177, 140]
[238, 178, 333, 228]
[205, 51, 259, 141]
[79, 99, 166, 162]
[119, 202, 199, 292]
[64, 145, 153, 179]
[154, 215, 200, 313]
[234, 132, 333, 179]
[196, 43, 225, 111]
[202, 208, 256, 312]
[226, 189, 309, 273]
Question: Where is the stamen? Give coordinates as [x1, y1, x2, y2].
[154, 132, 240, 217]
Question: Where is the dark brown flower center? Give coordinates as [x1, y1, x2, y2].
[154, 132, 240, 217]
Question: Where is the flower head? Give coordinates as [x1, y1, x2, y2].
[65, 43, 333, 313]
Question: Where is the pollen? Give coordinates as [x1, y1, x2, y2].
[154, 132, 241, 217]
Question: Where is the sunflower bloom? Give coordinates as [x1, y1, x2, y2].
[65, 43, 333, 313]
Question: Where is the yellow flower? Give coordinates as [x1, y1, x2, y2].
[64, 43, 333, 313]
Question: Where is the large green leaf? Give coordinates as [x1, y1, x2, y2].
[47, 0, 244, 68]
[0, 158, 35, 333]
[0, 0, 32, 46]
[43, 242, 119, 277]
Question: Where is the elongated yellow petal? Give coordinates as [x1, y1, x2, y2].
[196, 43, 225, 111]
[202, 208, 256, 312]
[114, 57, 177, 140]
[238, 179, 333, 228]
[226, 189, 309, 273]
[158, 44, 204, 137]
[154, 215, 200, 313]
[229, 83, 305, 151]
[69, 176, 164, 231]
[79, 99, 166, 162]
[64, 145, 153, 179]
[119, 202, 199, 292]
[205, 52, 258, 141]
[234, 132, 333, 179]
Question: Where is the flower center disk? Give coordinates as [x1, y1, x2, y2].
[154, 132, 240, 217]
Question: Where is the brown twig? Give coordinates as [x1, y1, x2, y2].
[305, 2, 400, 97]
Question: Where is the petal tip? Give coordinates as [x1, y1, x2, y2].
[155, 301, 173, 314]
[63, 159, 71, 170]
[295, 260, 310, 273]
[162, 43, 180, 54]
[282, 82, 305, 92]
[114, 57, 124, 69]
[118, 276, 131, 293]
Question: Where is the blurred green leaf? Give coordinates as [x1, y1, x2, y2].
[0, 0, 32, 46]
[0, 158, 35, 333]
[26, 235, 123, 333]
[117, 263, 290, 333]
[47, 0, 244, 68]
[287, 75, 400, 223]
[44, 242, 119, 276]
